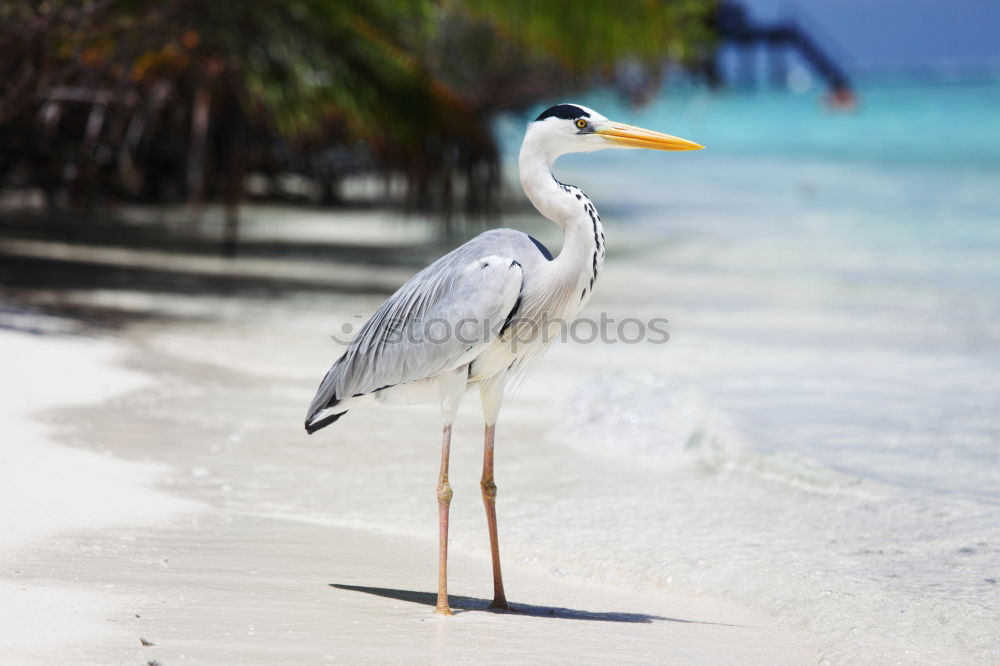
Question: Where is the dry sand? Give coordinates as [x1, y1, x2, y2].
[0, 316, 823, 665]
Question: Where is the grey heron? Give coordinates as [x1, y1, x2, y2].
[306, 103, 702, 615]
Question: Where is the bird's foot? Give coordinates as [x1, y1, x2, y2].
[434, 604, 454, 616]
[489, 599, 519, 612]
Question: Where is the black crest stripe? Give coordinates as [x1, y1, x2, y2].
[535, 104, 590, 122]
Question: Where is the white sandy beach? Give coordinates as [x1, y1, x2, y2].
[0, 207, 825, 665]
[0, 326, 823, 665]
[4, 0, 1000, 660]
[2, 196, 998, 664]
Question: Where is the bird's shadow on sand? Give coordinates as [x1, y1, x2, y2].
[329, 584, 732, 625]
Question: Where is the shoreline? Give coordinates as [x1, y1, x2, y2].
[0, 330, 824, 665]
[1, 200, 997, 663]
[4, 505, 821, 664]
[0, 330, 200, 663]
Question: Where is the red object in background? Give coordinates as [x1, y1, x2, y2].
[825, 86, 858, 112]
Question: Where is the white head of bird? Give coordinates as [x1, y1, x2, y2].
[304, 102, 701, 616]
[519, 103, 703, 228]
[523, 103, 703, 161]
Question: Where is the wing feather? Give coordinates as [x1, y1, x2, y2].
[306, 235, 525, 426]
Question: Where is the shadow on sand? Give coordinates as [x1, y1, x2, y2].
[0, 207, 442, 335]
[330, 583, 733, 625]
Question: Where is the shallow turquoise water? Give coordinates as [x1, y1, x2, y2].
[491, 83, 1000, 658]
[497, 80, 1000, 503]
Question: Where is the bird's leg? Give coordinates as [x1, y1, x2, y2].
[435, 423, 454, 615]
[480, 422, 510, 610]
[434, 370, 466, 617]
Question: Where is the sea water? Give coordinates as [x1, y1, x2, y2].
[547, 80, 1000, 499]
[133, 81, 1000, 662]
[492, 80, 1000, 660]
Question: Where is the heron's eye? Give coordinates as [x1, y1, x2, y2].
[575, 118, 587, 129]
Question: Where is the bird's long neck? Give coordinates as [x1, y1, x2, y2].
[519, 143, 606, 301]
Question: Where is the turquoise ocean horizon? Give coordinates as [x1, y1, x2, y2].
[498, 78, 1000, 503]
[486, 80, 1000, 659]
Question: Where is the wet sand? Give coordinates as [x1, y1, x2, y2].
[0, 323, 822, 665]
[0, 204, 824, 663]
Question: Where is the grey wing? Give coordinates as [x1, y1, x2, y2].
[306, 237, 524, 428]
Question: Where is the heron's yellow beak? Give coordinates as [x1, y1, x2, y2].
[596, 122, 704, 151]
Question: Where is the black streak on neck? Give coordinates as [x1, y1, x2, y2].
[552, 175, 572, 193]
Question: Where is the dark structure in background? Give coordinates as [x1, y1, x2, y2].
[708, 1, 856, 109]
[0, 1, 717, 252]
[0, 1, 855, 256]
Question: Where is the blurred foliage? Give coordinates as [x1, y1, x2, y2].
[462, 0, 714, 68]
[0, 0, 716, 242]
